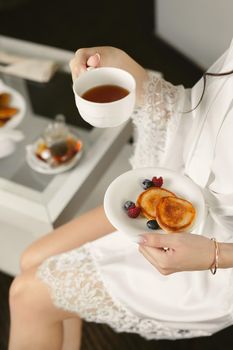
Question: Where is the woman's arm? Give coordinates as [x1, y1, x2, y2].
[21, 205, 115, 271]
[138, 232, 233, 275]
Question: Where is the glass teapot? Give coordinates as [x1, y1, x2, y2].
[37, 115, 82, 166]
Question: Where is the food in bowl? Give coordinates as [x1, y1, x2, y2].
[0, 92, 19, 127]
[35, 136, 83, 167]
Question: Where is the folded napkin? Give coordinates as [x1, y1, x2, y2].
[0, 51, 58, 83]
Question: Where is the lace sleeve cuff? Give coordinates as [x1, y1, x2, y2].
[130, 70, 186, 169]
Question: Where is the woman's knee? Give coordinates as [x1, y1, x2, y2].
[9, 271, 36, 313]
[10, 271, 46, 326]
[9, 268, 47, 314]
[20, 246, 41, 272]
[9, 268, 72, 322]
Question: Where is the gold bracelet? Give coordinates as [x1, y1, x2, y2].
[209, 238, 219, 275]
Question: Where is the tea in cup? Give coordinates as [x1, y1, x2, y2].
[73, 67, 136, 128]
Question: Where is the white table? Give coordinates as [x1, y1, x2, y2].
[0, 36, 132, 275]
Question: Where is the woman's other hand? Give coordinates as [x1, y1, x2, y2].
[69, 46, 148, 104]
[138, 233, 216, 275]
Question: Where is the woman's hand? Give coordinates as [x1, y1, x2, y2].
[138, 233, 216, 275]
[69, 46, 148, 104]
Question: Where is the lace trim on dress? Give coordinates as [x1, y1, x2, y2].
[130, 71, 185, 169]
[37, 244, 212, 340]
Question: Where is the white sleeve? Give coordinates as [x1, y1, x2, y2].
[130, 71, 190, 170]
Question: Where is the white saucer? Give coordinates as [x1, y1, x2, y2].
[0, 80, 26, 130]
[26, 138, 83, 175]
[104, 167, 206, 242]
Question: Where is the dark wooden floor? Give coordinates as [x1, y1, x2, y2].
[1, 1, 233, 349]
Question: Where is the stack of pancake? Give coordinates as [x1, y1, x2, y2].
[136, 187, 196, 233]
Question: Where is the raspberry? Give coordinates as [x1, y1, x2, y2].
[152, 176, 163, 187]
[127, 206, 141, 218]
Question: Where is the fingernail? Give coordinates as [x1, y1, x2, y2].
[80, 66, 86, 74]
[95, 53, 101, 61]
[137, 235, 147, 245]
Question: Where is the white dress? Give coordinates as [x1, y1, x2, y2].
[37, 39, 233, 340]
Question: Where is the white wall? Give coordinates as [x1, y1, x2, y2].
[156, 0, 233, 69]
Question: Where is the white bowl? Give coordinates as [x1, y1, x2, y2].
[0, 138, 15, 158]
[0, 80, 26, 130]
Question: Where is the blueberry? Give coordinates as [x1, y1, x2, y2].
[142, 179, 154, 190]
[123, 201, 135, 211]
[146, 220, 160, 230]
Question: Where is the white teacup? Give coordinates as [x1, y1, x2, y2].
[73, 67, 136, 128]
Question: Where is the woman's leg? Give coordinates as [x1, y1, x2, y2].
[9, 267, 81, 350]
[10, 205, 115, 350]
[62, 319, 82, 350]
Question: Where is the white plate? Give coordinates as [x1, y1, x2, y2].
[26, 137, 84, 175]
[104, 167, 206, 241]
[0, 80, 26, 129]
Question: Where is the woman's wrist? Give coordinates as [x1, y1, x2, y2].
[218, 242, 233, 269]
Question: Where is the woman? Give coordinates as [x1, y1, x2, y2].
[8, 42, 233, 350]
